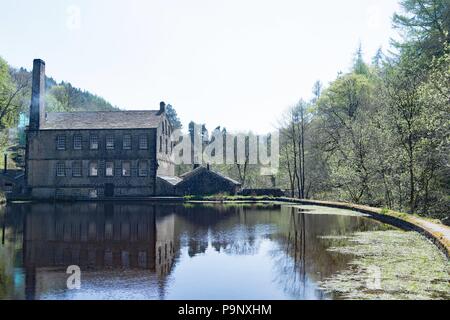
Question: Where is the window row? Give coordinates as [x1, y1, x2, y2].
[159, 136, 174, 154]
[162, 119, 171, 136]
[56, 134, 148, 151]
[56, 161, 150, 177]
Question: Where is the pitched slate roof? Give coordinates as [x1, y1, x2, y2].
[158, 175, 183, 186]
[0, 170, 25, 180]
[41, 110, 163, 130]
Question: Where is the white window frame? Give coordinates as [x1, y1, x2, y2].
[56, 135, 66, 150]
[73, 134, 82, 150]
[139, 135, 148, 150]
[122, 161, 131, 177]
[123, 134, 132, 150]
[56, 162, 66, 177]
[138, 160, 148, 177]
[72, 161, 82, 177]
[105, 161, 114, 177]
[89, 189, 98, 199]
[89, 161, 98, 177]
[90, 135, 99, 150]
[106, 135, 115, 150]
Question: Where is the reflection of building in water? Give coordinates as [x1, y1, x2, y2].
[155, 214, 175, 277]
[5, 203, 178, 299]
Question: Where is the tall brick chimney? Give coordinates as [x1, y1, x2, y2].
[29, 59, 46, 130]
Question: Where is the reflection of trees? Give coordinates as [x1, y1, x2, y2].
[269, 207, 383, 299]
[175, 205, 279, 256]
[0, 208, 19, 299]
[213, 227, 261, 256]
[271, 208, 309, 298]
[0, 248, 14, 299]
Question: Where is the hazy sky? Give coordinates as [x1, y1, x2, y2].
[0, 0, 401, 133]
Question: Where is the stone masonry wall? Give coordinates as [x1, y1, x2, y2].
[26, 128, 158, 198]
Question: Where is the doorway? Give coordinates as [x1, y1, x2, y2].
[105, 183, 114, 197]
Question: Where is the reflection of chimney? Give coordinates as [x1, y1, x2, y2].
[29, 59, 46, 130]
[159, 101, 166, 114]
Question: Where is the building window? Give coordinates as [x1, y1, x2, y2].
[106, 135, 115, 150]
[4, 182, 12, 192]
[56, 135, 66, 150]
[122, 161, 131, 177]
[90, 135, 99, 150]
[165, 138, 168, 154]
[56, 189, 64, 198]
[72, 161, 82, 177]
[139, 135, 148, 150]
[73, 134, 82, 150]
[56, 162, 66, 177]
[105, 161, 114, 177]
[138, 160, 148, 177]
[159, 136, 163, 152]
[89, 189, 98, 199]
[89, 161, 98, 177]
[123, 135, 132, 150]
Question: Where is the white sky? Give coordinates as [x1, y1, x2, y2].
[0, 0, 401, 133]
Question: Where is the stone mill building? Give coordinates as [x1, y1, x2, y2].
[25, 59, 175, 199]
[24, 59, 240, 200]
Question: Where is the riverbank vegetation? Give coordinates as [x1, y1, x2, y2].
[319, 230, 450, 299]
[0, 57, 119, 170]
[201, 0, 449, 222]
[292, 0, 449, 221]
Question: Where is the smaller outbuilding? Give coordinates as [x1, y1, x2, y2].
[162, 166, 241, 196]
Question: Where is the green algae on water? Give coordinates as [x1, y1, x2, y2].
[290, 205, 369, 217]
[319, 230, 450, 300]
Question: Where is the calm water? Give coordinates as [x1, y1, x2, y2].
[0, 202, 397, 300]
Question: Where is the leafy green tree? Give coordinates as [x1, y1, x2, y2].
[353, 44, 370, 75]
[0, 58, 26, 130]
[166, 104, 182, 129]
[316, 70, 376, 203]
[393, 0, 450, 60]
